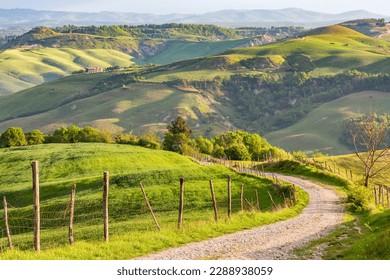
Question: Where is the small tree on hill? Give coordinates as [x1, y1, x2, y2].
[346, 113, 390, 187]
[0, 127, 28, 147]
[163, 116, 192, 153]
[26, 129, 45, 145]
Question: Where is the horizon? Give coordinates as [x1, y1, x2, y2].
[1, 0, 390, 17]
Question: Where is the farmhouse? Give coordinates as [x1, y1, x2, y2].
[85, 66, 105, 73]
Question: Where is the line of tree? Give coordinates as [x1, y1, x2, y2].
[0, 119, 288, 161]
[51, 24, 304, 40]
[162, 116, 288, 160]
[0, 126, 161, 150]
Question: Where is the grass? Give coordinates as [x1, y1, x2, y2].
[265, 91, 390, 155]
[0, 47, 135, 95]
[0, 143, 308, 259]
[0, 82, 220, 135]
[138, 38, 252, 65]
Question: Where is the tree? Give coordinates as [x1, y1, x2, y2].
[0, 127, 28, 147]
[346, 113, 390, 187]
[163, 116, 192, 153]
[166, 116, 192, 138]
[26, 129, 45, 145]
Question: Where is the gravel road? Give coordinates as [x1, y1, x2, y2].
[136, 173, 344, 260]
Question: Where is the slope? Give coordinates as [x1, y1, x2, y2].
[0, 47, 135, 95]
[0, 143, 307, 259]
[0, 25, 389, 153]
[0, 25, 275, 94]
[0, 80, 232, 136]
[265, 91, 390, 155]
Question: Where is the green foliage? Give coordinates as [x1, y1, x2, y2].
[196, 136, 214, 154]
[0, 127, 27, 147]
[166, 116, 192, 137]
[25, 129, 45, 145]
[163, 116, 192, 153]
[210, 130, 281, 161]
[225, 143, 251, 161]
[347, 185, 373, 212]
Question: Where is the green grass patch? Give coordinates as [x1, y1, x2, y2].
[0, 143, 308, 259]
[265, 91, 390, 155]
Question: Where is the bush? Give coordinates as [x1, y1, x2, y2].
[347, 185, 372, 212]
[0, 127, 28, 147]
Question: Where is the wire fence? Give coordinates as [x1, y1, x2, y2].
[0, 160, 298, 253]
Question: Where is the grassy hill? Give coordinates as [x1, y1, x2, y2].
[0, 25, 273, 95]
[0, 143, 307, 259]
[265, 91, 390, 155]
[0, 77, 233, 136]
[0, 47, 135, 95]
[0, 24, 389, 154]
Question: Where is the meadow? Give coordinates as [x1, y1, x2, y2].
[0, 47, 135, 94]
[0, 143, 308, 259]
[265, 91, 390, 155]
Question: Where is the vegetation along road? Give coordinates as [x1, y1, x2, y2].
[138, 173, 344, 260]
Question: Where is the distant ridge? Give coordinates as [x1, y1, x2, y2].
[0, 8, 388, 28]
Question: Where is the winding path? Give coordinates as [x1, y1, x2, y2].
[137, 173, 344, 260]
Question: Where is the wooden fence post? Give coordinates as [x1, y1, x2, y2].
[381, 185, 385, 206]
[32, 161, 40, 252]
[240, 184, 244, 212]
[3, 196, 12, 249]
[69, 184, 76, 245]
[374, 186, 378, 205]
[255, 190, 260, 211]
[140, 182, 161, 231]
[209, 180, 218, 223]
[386, 186, 389, 208]
[103, 171, 109, 242]
[267, 191, 277, 209]
[178, 178, 185, 229]
[227, 175, 232, 219]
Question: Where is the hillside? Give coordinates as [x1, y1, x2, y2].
[265, 91, 390, 155]
[0, 24, 389, 154]
[0, 24, 298, 95]
[0, 143, 306, 259]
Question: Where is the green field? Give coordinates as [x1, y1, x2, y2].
[0, 47, 135, 95]
[0, 82, 231, 136]
[0, 143, 307, 259]
[265, 91, 390, 155]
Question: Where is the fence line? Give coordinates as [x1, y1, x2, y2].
[0, 159, 299, 253]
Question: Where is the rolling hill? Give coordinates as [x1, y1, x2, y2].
[0, 24, 287, 95]
[0, 143, 306, 259]
[0, 24, 389, 154]
[265, 90, 390, 155]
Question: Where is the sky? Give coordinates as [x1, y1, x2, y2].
[1, 0, 389, 16]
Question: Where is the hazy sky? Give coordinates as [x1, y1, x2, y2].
[1, 0, 390, 16]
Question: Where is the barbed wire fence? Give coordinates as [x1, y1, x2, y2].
[0, 160, 298, 254]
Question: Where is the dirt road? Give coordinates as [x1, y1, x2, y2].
[137, 173, 344, 260]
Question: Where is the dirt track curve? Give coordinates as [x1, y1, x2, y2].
[136, 173, 344, 260]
